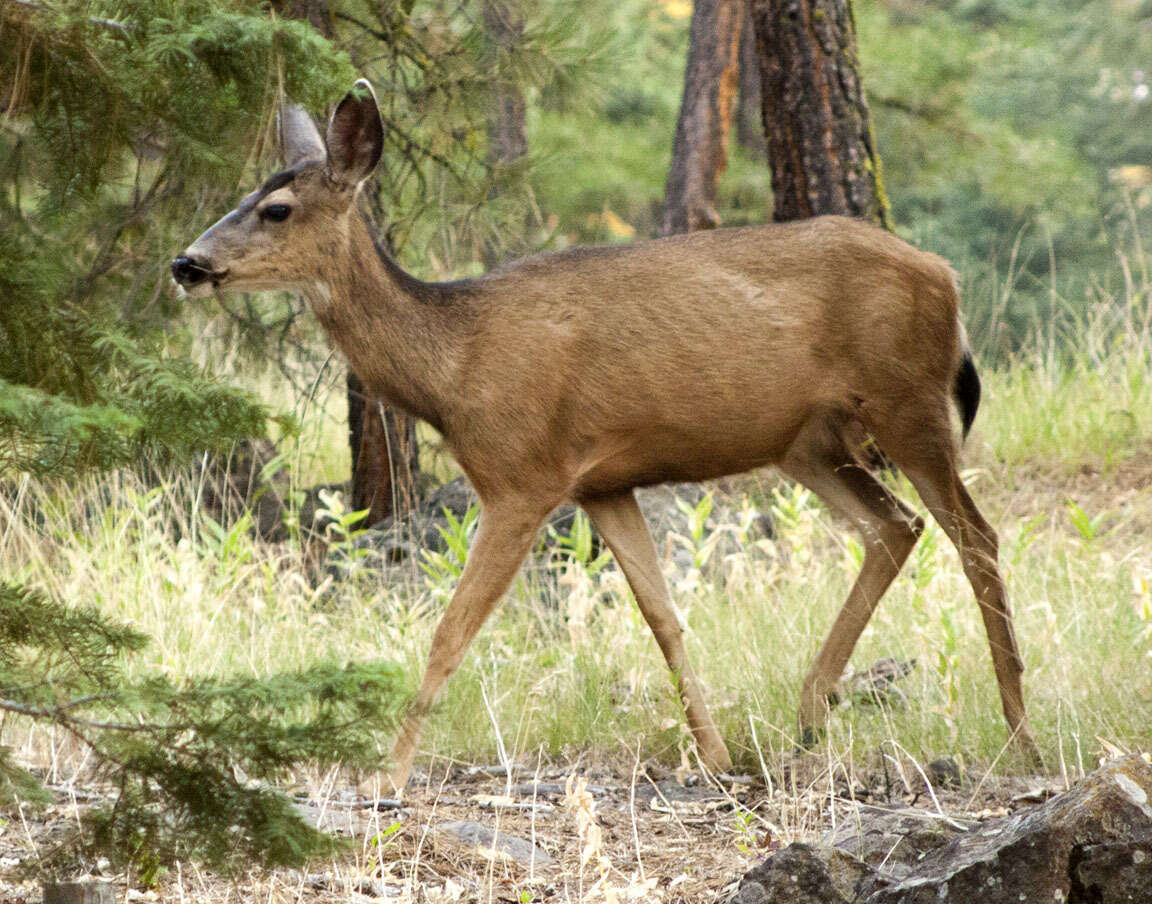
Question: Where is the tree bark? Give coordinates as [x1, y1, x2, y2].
[347, 372, 420, 525]
[750, 0, 889, 226]
[484, 1, 528, 167]
[735, 2, 767, 158]
[482, 0, 529, 268]
[270, 0, 332, 36]
[661, 0, 745, 236]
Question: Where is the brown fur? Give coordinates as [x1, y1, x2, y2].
[176, 82, 1040, 789]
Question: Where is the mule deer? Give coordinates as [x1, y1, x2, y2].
[173, 81, 1040, 788]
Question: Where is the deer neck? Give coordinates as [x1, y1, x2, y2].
[302, 214, 466, 432]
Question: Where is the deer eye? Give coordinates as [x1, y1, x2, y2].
[261, 204, 292, 222]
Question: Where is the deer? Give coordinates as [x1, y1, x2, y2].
[172, 80, 1041, 791]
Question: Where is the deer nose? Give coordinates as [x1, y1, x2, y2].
[171, 255, 212, 286]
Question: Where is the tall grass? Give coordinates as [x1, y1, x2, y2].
[2, 266, 1150, 783]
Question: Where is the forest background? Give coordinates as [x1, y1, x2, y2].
[2, 0, 1152, 887]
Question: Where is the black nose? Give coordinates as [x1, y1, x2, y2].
[171, 255, 211, 286]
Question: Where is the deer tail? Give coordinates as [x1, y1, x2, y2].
[953, 338, 981, 441]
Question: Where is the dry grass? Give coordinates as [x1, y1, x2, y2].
[0, 739, 1078, 903]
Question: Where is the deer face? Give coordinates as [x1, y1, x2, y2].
[172, 80, 383, 298]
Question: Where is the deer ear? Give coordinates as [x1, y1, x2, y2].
[325, 79, 383, 186]
[279, 102, 325, 168]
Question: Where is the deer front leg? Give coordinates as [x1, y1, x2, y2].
[388, 496, 554, 792]
[582, 491, 733, 773]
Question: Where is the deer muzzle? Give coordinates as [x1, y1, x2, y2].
[170, 255, 220, 288]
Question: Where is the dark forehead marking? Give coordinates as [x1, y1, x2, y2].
[258, 169, 298, 196]
[234, 166, 310, 216]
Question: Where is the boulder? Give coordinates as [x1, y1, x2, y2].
[731, 754, 1152, 904]
[825, 807, 968, 882]
[732, 843, 872, 904]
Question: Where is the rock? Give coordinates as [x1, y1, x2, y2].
[825, 807, 969, 882]
[732, 843, 872, 903]
[1073, 834, 1152, 901]
[195, 438, 289, 542]
[733, 754, 1152, 904]
[841, 658, 917, 706]
[869, 754, 1152, 903]
[436, 820, 554, 870]
[42, 881, 115, 904]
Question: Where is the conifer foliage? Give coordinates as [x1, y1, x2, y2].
[0, 0, 401, 878]
[0, 0, 358, 475]
[0, 581, 406, 876]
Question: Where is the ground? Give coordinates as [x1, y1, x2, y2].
[0, 749, 1071, 904]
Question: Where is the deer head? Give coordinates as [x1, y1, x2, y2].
[171, 80, 383, 297]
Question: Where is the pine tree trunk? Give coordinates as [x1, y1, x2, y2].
[484, 2, 528, 167]
[735, 3, 767, 158]
[270, 0, 332, 37]
[347, 373, 419, 524]
[661, 0, 745, 236]
[482, 0, 528, 268]
[749, 0, 889, 226]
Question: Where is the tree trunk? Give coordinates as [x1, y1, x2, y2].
[484, 2, 528, 167]
[735, 3, 767, 158]
[661, 0, 745, 236]
[270, 0, 332, 36]
[749, 0, 889, 226]
[347, 372, 420, 525]
[482, 0, 529, 268]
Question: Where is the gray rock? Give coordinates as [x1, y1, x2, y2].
[436, 819, 554, 869]
[195, 438, 290, 542]
[825, 807, 969, 882]
[869, 754, 1152, 903]
[733, 843, 872, 903]
[42, 882, 114, 904]
[734, 754, 1152, 904]
[924, 757, 961, 790]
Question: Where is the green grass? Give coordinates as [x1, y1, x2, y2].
[3, 278, 1151, 782]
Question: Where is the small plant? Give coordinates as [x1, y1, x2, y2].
[934, 598, 962, 735]
[419, 504, 481, 596]
[769, 482, 819, 565]
[672, 492, 727, 571]
[200, 511, 255, 568]
[1066, 499, 1112, 542]
[368, 820, 403, 870]
[315, 490, 368, 545]
[549, 510, 613, 577]
[732, 808, 759, 854]
[909, 522, 941, 604]
[1009, 512, 1048, 566]
[1135, 568, 1152, 648]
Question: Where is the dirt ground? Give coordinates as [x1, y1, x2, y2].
[0, 751, 1068, 904]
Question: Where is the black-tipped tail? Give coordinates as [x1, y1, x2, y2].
[954, 350, 981, 440]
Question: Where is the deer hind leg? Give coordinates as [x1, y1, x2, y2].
[895, 441, 1041, 764]
[781, 414, 924, 744]
[581, 491, 733, 773]
[388, 496, 555, 792]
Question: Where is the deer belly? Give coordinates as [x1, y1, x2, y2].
[572, 414, 803, 497]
